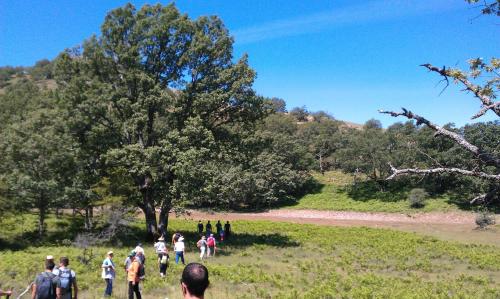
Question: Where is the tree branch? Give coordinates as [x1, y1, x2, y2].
[379, 108, 500, 167]
[387, 163, 500, 182]
[421, 63, 500, 118]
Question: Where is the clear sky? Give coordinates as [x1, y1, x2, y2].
[1, 0, 498, 127]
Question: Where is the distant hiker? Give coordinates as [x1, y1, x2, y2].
[219, 229, 225, 242]
[180, 263, 210, 299]
[101, 251, 115, 297]
[124, 252, 134, 273]
[158, 249, 169, 278]
[196, 236, 207, 260]
[206, 234, 216, 257]
[46, 255, 59, 276]
[135, 243, 146, 265]
[224, 221, 231, 239]
[215, 220, 222, 236]
[127, 251, 142, 299]
[172, 231, 181, 246]
[154, 236, 167, 259]
[31, 259, 59, 299]
[205, 221, 212, 236]
[197, 221, 203, 235]
[56, 257, 77, 299]
[174, 236, 186, 265]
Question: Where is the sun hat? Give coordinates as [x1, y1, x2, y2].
[107, 251, 114, 255]
[46, 255, 54, 260]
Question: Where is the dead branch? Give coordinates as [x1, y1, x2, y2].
[387, 163, 500, 181]
[470, 194, 486, 204]
[379, 108, 500, 167]
[421, 63, 500, 118]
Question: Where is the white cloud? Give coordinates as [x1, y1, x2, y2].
[233, 0, 460, 44]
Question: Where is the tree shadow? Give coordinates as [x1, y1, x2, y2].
[346, 180, 409, 202]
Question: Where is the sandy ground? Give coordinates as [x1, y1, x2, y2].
[174, 209, 500, 247]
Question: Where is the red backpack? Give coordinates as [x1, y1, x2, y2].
[207, 237, 215, 247]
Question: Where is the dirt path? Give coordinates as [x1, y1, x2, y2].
[175, 209, 500, 247]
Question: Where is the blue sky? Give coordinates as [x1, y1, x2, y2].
[1, 0, 498, 127]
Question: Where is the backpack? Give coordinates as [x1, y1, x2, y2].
[138, 262, 145, 279]
[58, 268, 73, 295]
[207, 237, 215, 247]
[36, 272, 56, 299]
[160, 255, 168, 265]
[196, 240, 202, 248]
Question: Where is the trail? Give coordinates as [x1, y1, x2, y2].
[175, 209, 500, 247]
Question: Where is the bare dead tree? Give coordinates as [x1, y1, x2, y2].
[379, 59, 500, 204]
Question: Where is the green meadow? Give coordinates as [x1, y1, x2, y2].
[1, 214, 499, 298]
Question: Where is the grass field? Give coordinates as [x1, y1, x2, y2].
[1, 214, 499, 298]
[286, 171, 462, 213]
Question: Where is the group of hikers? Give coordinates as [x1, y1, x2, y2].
[19, 220, 230, 299]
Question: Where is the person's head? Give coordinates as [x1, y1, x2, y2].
[178, 236, 185, 242]
[217, 220, 220, 223]
[198, 220, 201, 223]
[59, 256, 69, 267]
[201, 236, 206, 240]
[129, 250, 136, 260]
[181, 263, 209, 298]
[226, 221, 229, 224]
[209, 234, 213, 237]
[207, 220, 210, 223]
[107, 251, 114, 258]
[45, 259, 55, 271]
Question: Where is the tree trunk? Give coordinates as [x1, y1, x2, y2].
[158, 202, 170, 239]
[38, 193, 46, 237]
[141, 189, 158, 241]
[84, 206, 93, 230]
[319, 153, 325, 175]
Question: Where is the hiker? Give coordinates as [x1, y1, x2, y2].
[180, 263, 210, 299]
[154, 236, 167, 259]
[31, 259, 59, 299]
[136, 251, 146, 281]
[215, 220, 222, 236]
[174, 236, 186, 265]
[127, 251, 142, 299]
[0, 290, 12, 297]
[56, 257, 77, 299]
[135, 243, 146, 265]
[124, 252, 133, 273]
[205, 221, 212, 236]
[197, 221, 203, 235]
[172, 231, 181, 247]
[196, 236, 207, 260]
[206, 234, 216, 257]
[46, 255, 59, 275]
[224, 221, 231, 240]
[101, 251, 115, 297]
[158, 249, 169, 277]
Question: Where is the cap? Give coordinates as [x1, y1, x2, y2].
[129, 250, 136, 257]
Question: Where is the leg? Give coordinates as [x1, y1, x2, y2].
[134, 282, 142, 299]
[128, 282, 134, 299]
[175, 252, 179, 264]
[180, 252, 185, 265]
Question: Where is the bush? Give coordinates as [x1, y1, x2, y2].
[475, 212, 496, 229]
[408, 188, 428, 208]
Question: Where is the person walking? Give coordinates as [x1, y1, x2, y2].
[55, 257, 77, 299]
[174, 236, 186, 265]
[124, 252, 134, 273]
[154, 236, 167, 259]
[197, 221, 203, 235]
[224, 221, 231, 240]
[205, 221, 212, 237]
[31, 259, 59, 299]
[101, 251, 115, 297]
[206, 234, 216, 257]
[215, 221, 222, 237]
[158, 249, 169, 278]
[127, 252, 142, 299]
[196, 236, 207, 261]
[180, 263, 210, 299]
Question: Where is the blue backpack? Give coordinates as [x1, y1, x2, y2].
[36, 272, 56, 299]
[58, 268, 73, 295]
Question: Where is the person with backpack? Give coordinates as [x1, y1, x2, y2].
[224, 221, 231, 240]
[127, 251, 142, 299]
[196, 236, 207, 260]
[197, 221, 203, 235]
[205, 221, 212, 237]
[31, 259, 59, 299]
[55, 257, 77, 299]
[206, 234, 216, 257]
[154, 236, 167, 260]
[101, 251, 115, 297]
[215, 220, 222, 237]
[157, 249, 169, 277]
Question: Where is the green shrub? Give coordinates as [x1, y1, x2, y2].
[408, 188, 428, 208]
[475, 211, 496, 229]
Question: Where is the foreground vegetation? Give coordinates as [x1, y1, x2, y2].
[1, 214, 499, 298]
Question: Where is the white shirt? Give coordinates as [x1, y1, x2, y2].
[154, 241, 166, 253]
[174, 241, 185, 252]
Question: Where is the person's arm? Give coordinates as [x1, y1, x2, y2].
[56, 286, 62, 299]
[31, 282, 37, 299]
[72, 278, 78, 299]
[0, 289, 12, 296]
